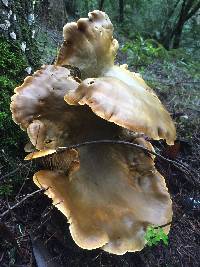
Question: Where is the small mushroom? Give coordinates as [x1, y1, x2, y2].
[32, 138, 172, 254]
[64, 77, 176, 145]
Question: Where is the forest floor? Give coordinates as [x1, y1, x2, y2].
[0, 26, 200, 267]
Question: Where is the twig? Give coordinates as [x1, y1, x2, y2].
[186, 107, 200, 113]
[0, 252, 5, 263]
[57, 139, 199, 186]
[3, 140, 198, 230]
[56, 139, 199, 229]
[0, 163, 32, 181]
[0, 188, 44, 219]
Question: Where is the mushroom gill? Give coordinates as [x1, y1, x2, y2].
[31, 138, 172, 255]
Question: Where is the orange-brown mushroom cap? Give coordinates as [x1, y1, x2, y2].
[64, 76, 176, 145]
[56, 10, 119, 78]
[33, 138, 172, 255]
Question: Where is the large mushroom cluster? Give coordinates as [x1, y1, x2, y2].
[10, 10, 176, 255]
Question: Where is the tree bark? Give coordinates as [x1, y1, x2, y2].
[172, 22, 185, 48]
[38, 0, 68, 29]
[99, 0, 105, 10]
[160, 0, 200, 49]
[119, 0, 124, 23]
[63, 0, 77, 17]
[0, 0, 39, 67]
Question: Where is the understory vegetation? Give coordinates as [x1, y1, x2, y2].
[0, 0, 199, 266]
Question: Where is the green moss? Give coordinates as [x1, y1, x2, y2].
[0, 39, 27, 150]
[0, 39, 27, 79]
[0, 19, 40, 183]
[11, 1, 41, 68]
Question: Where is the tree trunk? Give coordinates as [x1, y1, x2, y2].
[38, 0, 68, 30]
[159, 0, 200, 49]
[99, 0, 105, 10]
[63, 0, 77, 17]
[0, 0, 39, 67]
[84, 0, 89, 16]
[119, 0, 124, 23]
[172, 22, 184, 48]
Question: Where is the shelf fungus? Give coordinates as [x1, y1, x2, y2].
[56, 10, 118, 78]
[64, 76, 176, 145]
[10, 10, 176, 255]
[26, 138, 172, 255]
[10, 65, 79, 150]
[56, 10, 176, 144]
[10, 65, 118, 150]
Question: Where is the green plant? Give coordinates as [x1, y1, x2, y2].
[144, 225, 169, 247]
[0, 184, 13, 196]
[0, 39, 28, 79]
[121, 35, 168, 66]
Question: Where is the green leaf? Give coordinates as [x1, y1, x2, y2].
[144, 225, 169, 247]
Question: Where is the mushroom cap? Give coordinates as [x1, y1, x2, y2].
[11, 65, 120, 150]
[11, 65, 77, 129]
[10, 65, 80, 149]
[104, 65, 152, 91]
[64, 76, 176, 145]
[56, 10, 119, 78]
[33, 138, 172, 255]
[55, 10, 176, 144]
